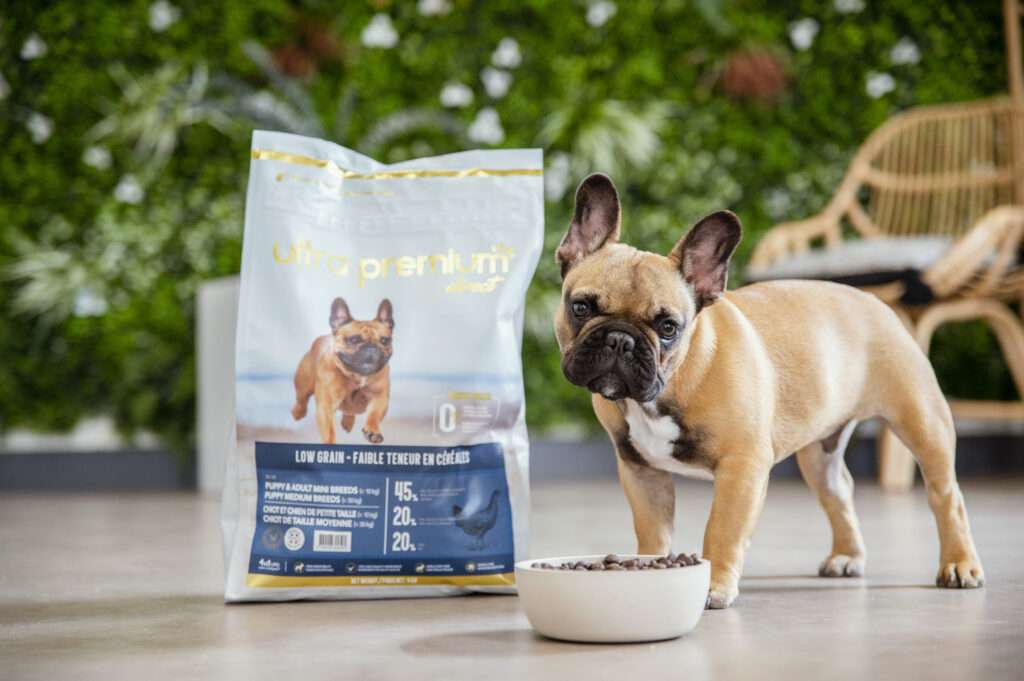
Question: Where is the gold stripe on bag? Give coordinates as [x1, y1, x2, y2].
[251, 149, 543, 179]
[245, 572, 516, 588]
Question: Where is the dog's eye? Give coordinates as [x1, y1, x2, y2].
[346, 335, 363, 344]
[380, 337, 391, 346]
[657, 319, 680, 340]
[571, 301, 591, 318]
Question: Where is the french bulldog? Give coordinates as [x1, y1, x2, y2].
[554, 173, 984, 608]
[292, 298, 393, 444]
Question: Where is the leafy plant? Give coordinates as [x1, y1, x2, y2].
[0, 0, 1011, 467]
[89, 63, 237, 182]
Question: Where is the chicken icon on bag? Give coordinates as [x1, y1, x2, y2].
[452, 490, 501, 550]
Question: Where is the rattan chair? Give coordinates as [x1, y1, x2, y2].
[747, 96, 1024, 491]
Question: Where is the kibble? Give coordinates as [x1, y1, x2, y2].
[532, 553, 702, 571]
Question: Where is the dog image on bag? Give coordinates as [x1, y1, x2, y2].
[292, 297, 394, 444]
[554, 173, 985, 609]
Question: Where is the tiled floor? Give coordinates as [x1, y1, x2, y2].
[2, 478, 1021, 680]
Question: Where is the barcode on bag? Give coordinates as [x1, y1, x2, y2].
[313, 530, 352, 552]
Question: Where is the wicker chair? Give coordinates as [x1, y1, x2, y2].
[747, 96, 1024, 491]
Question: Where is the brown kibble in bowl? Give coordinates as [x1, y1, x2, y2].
[531, 553, 703, 571]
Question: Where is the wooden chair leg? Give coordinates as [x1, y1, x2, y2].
[878, 428, 917, 491]
[974, 300, 1024, 398]
[916, 298, 1024, 405]
[879, 298, 1024, 491]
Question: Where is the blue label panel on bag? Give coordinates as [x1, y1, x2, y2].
[249, 441, 514, 583]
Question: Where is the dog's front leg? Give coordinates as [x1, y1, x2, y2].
[362, 393, 389, 444]
[314, 387, 337, 444]
[703, 455, 770, 609]
[617, 457, 675, 555]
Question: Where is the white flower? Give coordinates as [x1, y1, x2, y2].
[82, 146, 112, 170]
[0, 72, 9, 100]
[788, 18, 819, 51]
[481, 67, 512, 99]
[890, 37, 921, 66]
[786, 172, 810, 192]
[417, 0, 451, 16]
[26, 112, 52, 144]
[586, 1, 617, 28]
[467, 107, 504, 145]
[149, 1, 180, 32]
[73, 289, 108, 317]
[439, 81, 473, 108]
[833, 0, 865, 13]
[491, 38, 521, 69]
[361, 14, 399, 49]
[544, 152, 572, 202]
[244, 91, 278, 115]
[865, 71, 896, 98]
[765, 188, 792, 219]
[114, 175, 145, 204]
[20, 33, 47, 60]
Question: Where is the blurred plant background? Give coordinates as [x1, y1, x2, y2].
[0, 0, 1013, 466]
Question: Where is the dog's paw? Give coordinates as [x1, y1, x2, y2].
[341, 414, 355, 433]
[362, 428, 383, 444]
[936, 558, 985, 589]
[705, 585, 738, 610]
[818, 553, 866, 578]
[291, 403, 307, 421]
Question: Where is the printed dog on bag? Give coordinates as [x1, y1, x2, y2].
[292, 297, 394, 444]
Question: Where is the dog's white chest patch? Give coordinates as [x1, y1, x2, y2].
[622, 400, 713, 481]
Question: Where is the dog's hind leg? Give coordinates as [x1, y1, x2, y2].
[291, 350, 316, 421]
[883, 372, 985, 588]
[292, 387, 313, 421]
[796, 420, 866, 577]
[341, 413, 355, 432]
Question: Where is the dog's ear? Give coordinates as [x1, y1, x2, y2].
[556, 173, 621, 279]
[669, 211, 742, 312]
[376, 299, 394, 329]
[329, 297, 352, 331]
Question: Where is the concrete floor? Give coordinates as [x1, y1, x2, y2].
[1, 478, 1022, 680]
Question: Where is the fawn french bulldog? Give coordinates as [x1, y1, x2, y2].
[292, 298, 393, 444]
[554, 173, 984, 609]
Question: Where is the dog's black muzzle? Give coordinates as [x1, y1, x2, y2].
[337, 344, 390, 376]
[561, 321, 662, 402]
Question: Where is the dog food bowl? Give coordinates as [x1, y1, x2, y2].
[515, 554, 710, 643]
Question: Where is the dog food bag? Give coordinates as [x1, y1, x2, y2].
[221, 131, 543, 601]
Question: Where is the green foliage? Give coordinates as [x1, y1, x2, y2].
[0, 0, 1013, 465]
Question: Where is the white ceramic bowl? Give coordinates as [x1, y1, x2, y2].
[515, 554, 710, 643]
